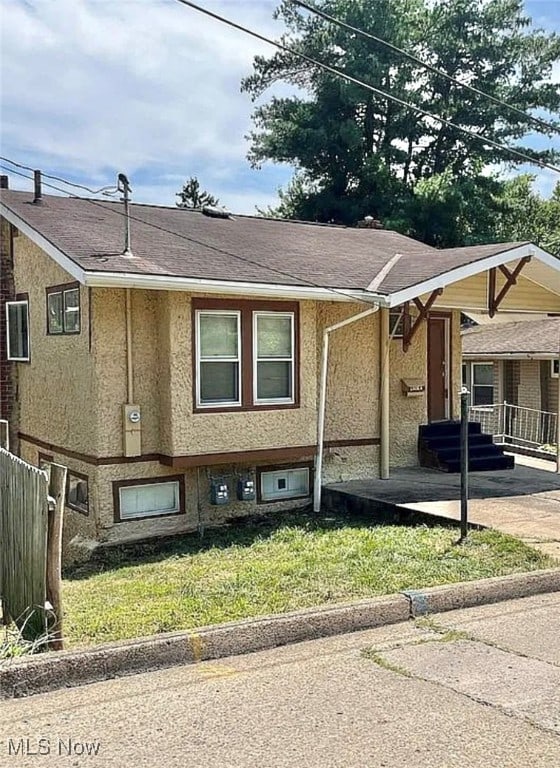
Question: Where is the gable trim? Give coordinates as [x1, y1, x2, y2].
[387, 244, 559, 307]
[0, 202, 86, 284]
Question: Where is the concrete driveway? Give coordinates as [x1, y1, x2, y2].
[327, 455, 560, 559]
[1, 593, 559, 767]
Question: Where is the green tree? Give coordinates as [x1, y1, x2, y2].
[494, 176, 560, 255]
[242, 0, 560, 243]
[176, 177, 220, 209]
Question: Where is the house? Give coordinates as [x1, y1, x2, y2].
[462, 316, 560, 412]
[2, 174, 560, 557]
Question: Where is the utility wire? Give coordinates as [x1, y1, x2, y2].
[174, 0, 560, 175]
[0, 156, 117, 195]
[294, 0, 560, 136]
[0, 162, 380, 306]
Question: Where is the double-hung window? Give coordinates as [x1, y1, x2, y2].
[197, 311, 242, 407]
[470, 362, 494, 406]
[6, 300, 30, 361]
[46, 283, 80, 334]
[254, 312, 294, 403]
[194, 300, 298, 410]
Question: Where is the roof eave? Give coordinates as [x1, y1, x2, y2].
[0, 200, 86, 284]
[386, 243, 559, 307]
[463, 352, 558, 360]
[83, 270, 390, 304]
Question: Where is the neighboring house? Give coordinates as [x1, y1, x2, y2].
[2, 176, 560, 555]
[462, 317, 560, 413]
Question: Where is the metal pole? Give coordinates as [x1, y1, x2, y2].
[459, 387, 469, 542]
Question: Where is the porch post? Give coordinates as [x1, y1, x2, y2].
[380, 307, 390, 479]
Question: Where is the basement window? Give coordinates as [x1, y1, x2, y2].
[6, 300, 30, 361]
[66, 471, 89, 516]
[114, 477, 185, 521]
[47, 283, 81, 334]
[258, 466, 310, 503]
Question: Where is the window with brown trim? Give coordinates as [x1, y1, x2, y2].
[37, 452, 53, 471]
[192, 298, 299, 412]
[256, 462, 312, 504]
[66, 470, 89, 515]
[46, 282, 81, 335]
[113, 475, 186, 522]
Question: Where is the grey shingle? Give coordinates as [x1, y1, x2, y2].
[0, 190, 530, 295]
[462, 317, 560, 356]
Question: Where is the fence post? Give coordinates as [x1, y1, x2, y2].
[46, 463, 67, 650]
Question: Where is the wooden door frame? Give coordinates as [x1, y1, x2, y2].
[427, 311, 453, 421]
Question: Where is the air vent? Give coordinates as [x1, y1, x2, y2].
[201, 205, 232, 219]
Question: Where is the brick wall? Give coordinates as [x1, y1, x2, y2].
[0, 198, 18, 450]
[517, 359, 542, 411]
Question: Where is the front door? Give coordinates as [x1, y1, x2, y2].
[427, 315, 449, 421]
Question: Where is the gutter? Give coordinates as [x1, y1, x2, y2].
[84, 271, 389, 305]
[462, 353, 558, 360]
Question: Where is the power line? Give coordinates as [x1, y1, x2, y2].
[174, 0, 560, 175]
[0, 162, 379, 306]
[0, 156, 117, 195]
[294, 0, 560, 136]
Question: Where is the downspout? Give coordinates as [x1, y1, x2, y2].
[380, 307, 390, 479]
[314, 305, 381, 512]
[125, 288, 134, 403]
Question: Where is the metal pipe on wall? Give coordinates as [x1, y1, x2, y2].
[125, 288, 134, 404]
[379, 307, 390, 479]
[313, 305, 381, 513]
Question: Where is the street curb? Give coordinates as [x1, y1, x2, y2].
[2, 568, 559, 699]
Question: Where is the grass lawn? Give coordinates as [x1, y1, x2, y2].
[63, 511, 554, 647]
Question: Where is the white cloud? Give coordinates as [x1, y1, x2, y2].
[0, 0, 291, 212]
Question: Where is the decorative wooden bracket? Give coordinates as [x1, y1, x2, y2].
[488, 256, 531, 317]
[402, 288, 443, 352]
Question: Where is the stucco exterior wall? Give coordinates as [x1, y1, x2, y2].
[95, 459, 312, 546]
[91, 290, 319, 458]
[9, 251, 468, 550]
[12, 234, 97, 455]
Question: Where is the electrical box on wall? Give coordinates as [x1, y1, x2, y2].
[237, 477, 256, 501]
[123, 404, 142, 457]
[210, 480, 229, 505]
[401, 378, 426, 397]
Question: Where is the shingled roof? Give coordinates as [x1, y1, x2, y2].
[463, 317, 560, 358]
[0, 189, 554, 303]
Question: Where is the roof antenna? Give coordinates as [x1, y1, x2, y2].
[117, 173, 134, 258]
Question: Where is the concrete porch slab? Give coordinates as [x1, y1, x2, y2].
[324, 456, 560, 558]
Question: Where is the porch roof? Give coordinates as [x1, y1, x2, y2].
[463, 317, 560, 359]
[1, 189, 559, 307]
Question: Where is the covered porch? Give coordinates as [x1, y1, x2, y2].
[323, 455, 560, 559]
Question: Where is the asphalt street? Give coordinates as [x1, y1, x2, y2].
[1, 592, 559, 767]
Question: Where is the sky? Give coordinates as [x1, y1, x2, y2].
[0, 0, 559, 215]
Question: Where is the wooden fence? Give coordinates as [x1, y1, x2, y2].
[0, 421, 66, 648]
